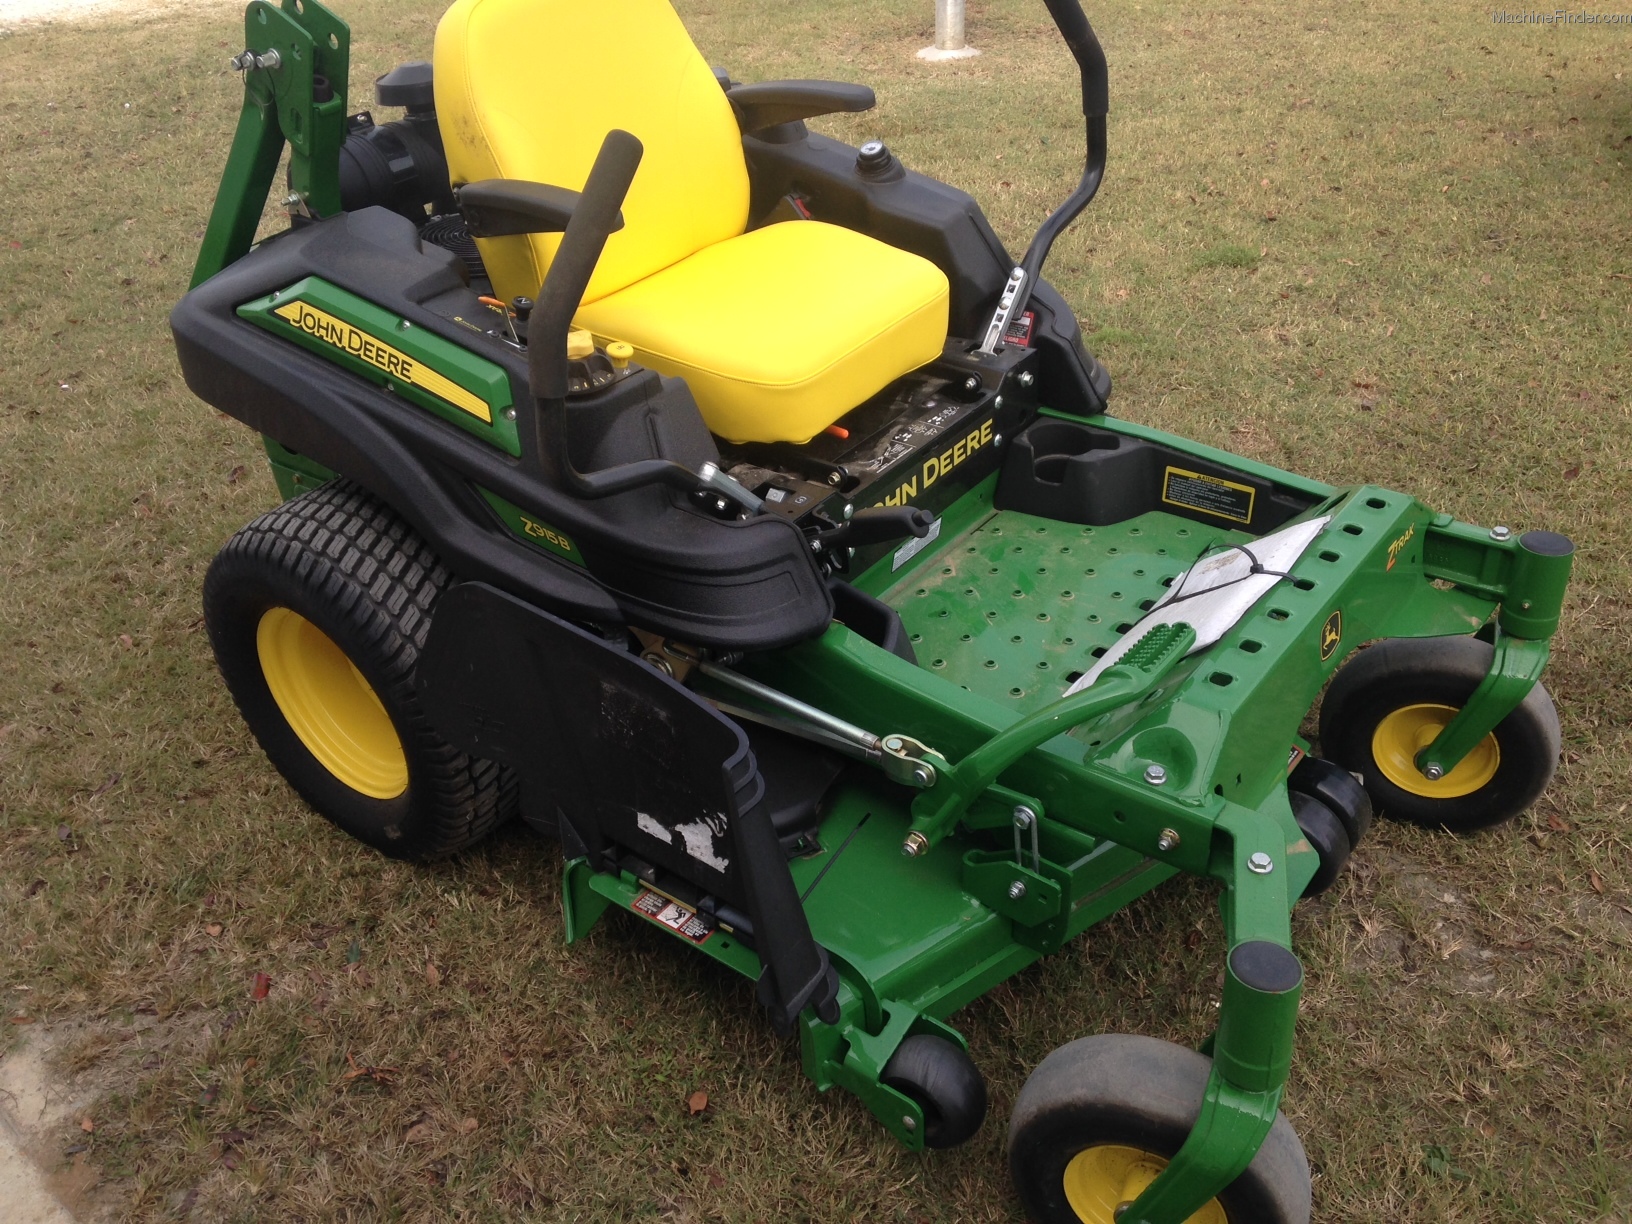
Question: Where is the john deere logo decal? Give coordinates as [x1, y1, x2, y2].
[273, 300, 493, 423]
[1320, 610, 1343, 661]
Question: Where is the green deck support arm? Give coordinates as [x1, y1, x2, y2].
[1120, 803, 1305, 1222]
[905, 622, 1197, 852]
[191, 0, 350, 288]
[1416, 629, 1550, 776]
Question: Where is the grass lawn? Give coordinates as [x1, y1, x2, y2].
[1, 0, 1629, 1220]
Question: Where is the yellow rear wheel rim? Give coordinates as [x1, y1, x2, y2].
[1063, 1145, 1228, 1224]
[1372, 703, 1500, 799]
[256, 607, 408, 800]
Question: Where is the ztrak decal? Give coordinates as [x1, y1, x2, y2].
[1320, 610, 1343, 661]
[476, 487, 586, 566]
[273, 300, 492, 422]
[1387, 522, 1416, 571]
[874, 418, 995, 509]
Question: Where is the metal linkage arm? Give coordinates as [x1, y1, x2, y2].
[903, 622, 1196, 853]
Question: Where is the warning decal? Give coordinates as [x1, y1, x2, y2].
[1161, 466, 1256, 525]
[631, 890, 714, 945]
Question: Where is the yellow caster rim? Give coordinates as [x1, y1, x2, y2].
[1372, 703, 1500, 799]
[256, 607, 408, 799]
[1063, 1144, 1228, 1224]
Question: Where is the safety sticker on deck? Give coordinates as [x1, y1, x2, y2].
[1161, 466, 1256, 525]
[631, 890, 713, 945]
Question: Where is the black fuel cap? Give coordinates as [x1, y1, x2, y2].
[856, 140, 897, 176]
[375, 61, 435, 113]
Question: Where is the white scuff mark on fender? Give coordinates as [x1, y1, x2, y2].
[674, 817, 731, 873]
[636, 812, 673, 844]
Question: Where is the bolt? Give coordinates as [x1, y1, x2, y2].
[902, 831, 929, 858]
[1489, 525, 1512, 542]
[993, 434, 1004, 448]
[994, 395, 1005, 409]
[1114, 1205, 1132, 1222]
[843, 503, 854, 520]
[911, 766, 932, 786]
[902, 1115, 916, 1132]
[827, 471, 843, 486]
[1018, 371, 1035, 387]
[280, 192, 302, 209]
[964, 376, 980, 392]
[641, 652, 674, 677]
[1144, 763, 1168, 786]
[1012, 804, 1036, 830]
[1421, 761, 1446, 781]
[399, 319, 412, 330]
[504, 408, 517, 421]
[1157, 828, 1180, 852]
[1248, 851, 1275, 875]
[884, 736, 903, 752]
[1008, 880, 1028, 901]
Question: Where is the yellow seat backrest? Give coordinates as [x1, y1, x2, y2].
[434, 0, 751, 306]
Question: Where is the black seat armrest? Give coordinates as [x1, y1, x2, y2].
[455, 179, 625, 238]
[727, 80, 875, 135]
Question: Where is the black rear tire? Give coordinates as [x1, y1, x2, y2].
[203, 481, 515, 860]
[1008, 1034, 1310, 1224]
[1318, 636, 1560, 834]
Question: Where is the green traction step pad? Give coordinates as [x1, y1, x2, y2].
[880, 509, 1249, 708]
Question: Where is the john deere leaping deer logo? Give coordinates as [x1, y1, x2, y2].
[1320, 610, 1343, 661]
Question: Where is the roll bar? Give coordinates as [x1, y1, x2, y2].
[979, 0, 1109, 352]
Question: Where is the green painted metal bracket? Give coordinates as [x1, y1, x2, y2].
[1119, 1069, 1285, 1224]
[1118, 803, 1303, 1222]
[1423, 518, 1575, 638]
[191, 0, 350, 287]
[905, 622, 1197, 851]
[799, 1000, 969, 1150]
[1417, 629, 1551, 776]
[561, 857, 614, 944]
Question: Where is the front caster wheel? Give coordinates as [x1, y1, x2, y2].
[1008, 1034, 1311, 1224]
[1318, 635, 1561, 834]
[880, 1033, 988, 1149]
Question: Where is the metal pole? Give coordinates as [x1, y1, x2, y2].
[918, 0, 980, 60]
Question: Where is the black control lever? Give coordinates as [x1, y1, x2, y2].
[980, 0, 1109, 353]
[819, 506, 935, 550]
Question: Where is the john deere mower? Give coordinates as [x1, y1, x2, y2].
[171, 1, 1575, 1219]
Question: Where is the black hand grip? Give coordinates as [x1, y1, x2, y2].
[1042, 0, 1109, 117]
[529, 129, 644, 401]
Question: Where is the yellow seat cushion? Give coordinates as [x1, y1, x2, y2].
[576, 221, 950, 444]
[435, 0, 951, 444]
[435, 0, 749, 307]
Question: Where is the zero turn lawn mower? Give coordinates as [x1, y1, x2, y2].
[170, 0, 1575, 1219]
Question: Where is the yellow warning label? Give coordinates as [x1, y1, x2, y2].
[1160, 466, 1256, 524]
[274, 300, 491, 423]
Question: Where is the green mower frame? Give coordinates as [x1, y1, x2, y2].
[174, 2, 1575, 1220]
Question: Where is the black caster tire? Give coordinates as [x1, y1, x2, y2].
[1008, 1034, 1311, 1224]
[1291, 791, 1350, 897]
[203, 481, 516, 861]
[1289, 755, 1373, 848]
[881, 1033, 988, 1149]
[1318, 636, 1561, 834]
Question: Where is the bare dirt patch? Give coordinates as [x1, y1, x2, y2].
[1, 1017, 203, 1222]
